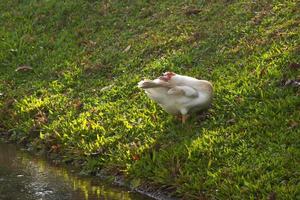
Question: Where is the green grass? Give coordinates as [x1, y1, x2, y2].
[0, 0, 299, 199]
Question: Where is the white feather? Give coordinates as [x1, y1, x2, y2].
[138, 73, 213, 116]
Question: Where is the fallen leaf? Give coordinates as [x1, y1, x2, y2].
[188, 32, 201, 43]
[184, 7, 201, 16]
[129, 141, 138, 150]
[288, 63, 300, 70]
[34, 111, 48, 125]
[90, 148, 103, 156]
[73, 99, 84, 110]
[260, 68, 267, 77]
[15, 65, 33, 72]
[89, 40, 97, 46]
[123, 45, 131, 52]
[227, 118, 236, 124]
[50, 144, 61, 153]
[288, 120, 299, 129]
[100, 84, 114, 92]
[235, 96, 244, 103]
[268, 192, 276, 200]
[132, 154, 140, 161]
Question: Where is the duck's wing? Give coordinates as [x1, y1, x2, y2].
[138, 79, 172, 89]
[167, 86, 198, 97]
[189, 80, 213, 94]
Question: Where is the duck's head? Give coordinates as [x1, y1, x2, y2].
[159, 72, 176, 81]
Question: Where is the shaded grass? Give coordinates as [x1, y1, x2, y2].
[0, 0, 299, 199]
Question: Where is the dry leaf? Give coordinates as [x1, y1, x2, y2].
[188, 32, 201, 43]
[73, 99, 84, 110]
[235, 96, 244, 103]
[260, 68, 267, 77]
[123, 45, 131, 52]
[15, 65, 33, 72]
[89, 40, 97, 46]
[227, 118, 236, 124]
[100, 84, 114, 92]
[184, 7, 202, 16]
[50, 144, 61, 153]
[268, 192, 276, 200]
[129, 141, 138, 150]
[289, 63, 300, 70]
[289, 120, 299, 129]
[192, 32, 201, 41]
[132, 154, 140, 161]
[34, 111, 48, 125]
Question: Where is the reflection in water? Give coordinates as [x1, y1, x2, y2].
[0, 143, 151, 200]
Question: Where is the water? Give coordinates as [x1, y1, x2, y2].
[0, 142, 152, 200]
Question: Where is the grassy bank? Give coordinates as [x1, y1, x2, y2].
[0, 0, 299, 199]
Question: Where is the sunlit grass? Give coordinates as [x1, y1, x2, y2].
[0, 0, 299, 199]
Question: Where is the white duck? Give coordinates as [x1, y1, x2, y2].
[138, 72, 213, 123]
